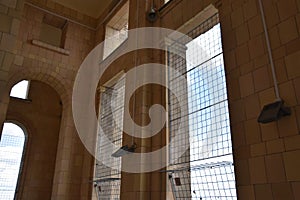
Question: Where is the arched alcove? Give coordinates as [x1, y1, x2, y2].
[6, 80, 63, 200]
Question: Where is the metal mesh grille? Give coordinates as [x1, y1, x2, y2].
[94, 75, 125, 199]
[167, 13, 237, 199]
[169, 161, 236, 200]
[95, 178, 121, 200]
[0, 123, 25, 200]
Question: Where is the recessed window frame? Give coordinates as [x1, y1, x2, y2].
[102, 0, 129, 60]
[93, 71, 126, 199]
[165, 11, 237, 200]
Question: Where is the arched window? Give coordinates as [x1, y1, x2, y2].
[0, 122, 26, 199]
[10, 80, 30, 99]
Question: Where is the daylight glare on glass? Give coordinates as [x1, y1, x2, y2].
[0, 123, 25, 200]
[9, 80, 29, 99]
[168, 16, 237, 199]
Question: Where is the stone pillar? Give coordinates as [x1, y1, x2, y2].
[0, 0, 24, 136]
[120, 0, 167, 199]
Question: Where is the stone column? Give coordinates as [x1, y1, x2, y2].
[0, 0, 24, 136]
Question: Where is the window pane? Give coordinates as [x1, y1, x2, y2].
[103, 1, 129, 59]
[94, 74, 126, 199]
[10, 80, 29, 99]
[167, 14, 237, 199]
[0, 123, 26, 200]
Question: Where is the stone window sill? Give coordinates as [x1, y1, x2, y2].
[32, 39, 70, 56]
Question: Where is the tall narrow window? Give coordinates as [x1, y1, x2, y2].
[94, 74, 126, 199]
[103, 1, 129, 59]
[10, 80, 30, 100]
[0, 123, 26, 200]
[167, 14, 237, 199]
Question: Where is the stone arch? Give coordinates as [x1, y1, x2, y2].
[6, 68, 72, 107]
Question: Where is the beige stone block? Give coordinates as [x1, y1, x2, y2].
[249, 156, 267, 184]
[0, 0, 17, 8]
[266, 139, 285, 154]
[269, 26, 281, 49]
[245, 94, 260, 120]
[260, 122, 279, 141]
[248, 35, 266, 60]
[279, 81, 297, 106]
[222, 29, 237, 51]
[236, 43, 250, 66]
[220, 14, 232, 33]
[10, 18, 19, 36]
[254, 184, 273, 200]
[292, 182, 300, 200]
[7, 7, 21, 18]
[0, 33, 16, 53]
[250, 142, 266, 157]
[278, 18, 298, 44]
[229, 99, 246, 124]
[253, 66, 271, 92]
[224, 50, 237, 72]
[283, 150, 300, 181]
[235, 159, 251, 185]
[231, 122, 246, 148]
[231, 7, 244, 28]
[286, 37, 300, 55]
[0, 4, 8, 14]
[247, 15, 263, 38]
[236, 23, 249, 45]
[278, 111, 298, 137]
[0, 69, 8, 81]
[245, 119, 261, 144]
[120, 192, 136, 199]
[272, 46, 286, 60]
[254, 54, 269, 69]
[235, 146, 251, 160]
[240, 61, 254, 75]
[227, 69, 241, 100]
[238, 185, 255, 200]
[284, 135, 300, 151]
[0, 13, 12, 32]
[274, 59, 288, 83]
[272, 182, 294, 200]
[285, 50, 300, 79]
[259, 88, 276, 108]
[239, 73, 254, 97]
[263, 0, 280, 28]
[265, 154, 286, 183]
[1, 52, 13, 71]
[242, 0, 257, 21]
[277, 0, 298, 21]
[13, 54, 23, 66]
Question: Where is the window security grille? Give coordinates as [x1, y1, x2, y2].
[94, 75, 125, 200]
[167, 13, 237, 199]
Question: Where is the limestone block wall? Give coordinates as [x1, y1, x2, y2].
[158, 0, 300, 199]
[0, 0, 24, 137]
[0, 1, 96, 199]
[1, 0, 300, 199]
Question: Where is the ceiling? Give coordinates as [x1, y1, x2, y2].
[51, 0, 113, 18]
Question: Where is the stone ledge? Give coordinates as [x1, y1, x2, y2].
[32, 39, 70, 56]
